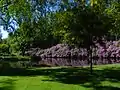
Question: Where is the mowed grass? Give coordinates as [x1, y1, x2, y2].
[0, 76, 85, 90]
[0, 64, 120, 90]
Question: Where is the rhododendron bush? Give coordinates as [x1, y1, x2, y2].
[95, 40, 120, 58]
[25, 40, 120, 59]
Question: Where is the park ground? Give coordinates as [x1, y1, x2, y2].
[0, 64, 120, 90]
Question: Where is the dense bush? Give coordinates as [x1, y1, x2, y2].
[25, 40, 120, 59]
[96, 40, 120, 58]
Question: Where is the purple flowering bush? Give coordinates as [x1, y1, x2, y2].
[25, 40, 120, 58]
[95, 40, 120, 58]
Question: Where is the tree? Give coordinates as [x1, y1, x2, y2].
[54, 3, 113, 74]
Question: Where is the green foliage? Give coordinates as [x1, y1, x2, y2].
[52, 5, 112, 47]
[105, 1, 120, 39]
[7, 15, 60, 55]
[0, 44, 9, 54]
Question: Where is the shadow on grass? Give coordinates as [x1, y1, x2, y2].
[0, 65, 120, 90]
[0, 79, 16, 90]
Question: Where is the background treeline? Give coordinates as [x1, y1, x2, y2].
[0, 0, 120, 55]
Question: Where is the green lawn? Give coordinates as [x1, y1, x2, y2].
[0, 64, 120, 90]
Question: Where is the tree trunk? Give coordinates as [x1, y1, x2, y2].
[90, 47, 93, 74]
[87, 46, 93, 75]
